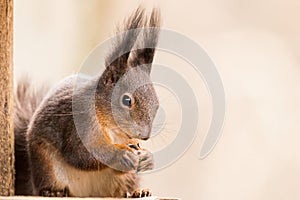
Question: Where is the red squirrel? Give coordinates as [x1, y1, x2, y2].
[14, 7, 160, 198]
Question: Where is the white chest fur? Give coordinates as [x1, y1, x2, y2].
[52, 153, 118, 197]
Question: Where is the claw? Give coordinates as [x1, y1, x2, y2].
[128, 188, 152, 198]
[40, 187, 69, 197]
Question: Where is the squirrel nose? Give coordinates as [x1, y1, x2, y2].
[139, 125, 151, 140]
[140, 135, 150, 140]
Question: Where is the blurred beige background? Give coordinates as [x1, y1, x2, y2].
[15, 0, 300, 199]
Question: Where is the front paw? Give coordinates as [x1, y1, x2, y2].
[109, 147, 139, 172]
[137, 150, 154, 172]
[127, 142, 154, 172]
[40, 187, 69, 197]
[119, 150, 139, 172]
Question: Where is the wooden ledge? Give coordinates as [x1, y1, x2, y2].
[0, 196, 179, 200]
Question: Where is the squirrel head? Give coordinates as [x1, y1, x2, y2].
[95, 8, 160, 141]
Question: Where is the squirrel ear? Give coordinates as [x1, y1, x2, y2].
[102, 8, 145, 86]
[103, 8, 160, 85]
[127, 9, 160, 74]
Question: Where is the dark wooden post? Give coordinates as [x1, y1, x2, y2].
[0, 0, 14, 196]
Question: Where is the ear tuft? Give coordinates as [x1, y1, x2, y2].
[127, 8, 161, 74]
[103, 6, 161, 85]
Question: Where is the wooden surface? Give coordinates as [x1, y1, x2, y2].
[0, 0, 14, 196]
[0, 196, 179, 200]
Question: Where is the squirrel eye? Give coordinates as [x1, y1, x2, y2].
[121, 94, 132, 108]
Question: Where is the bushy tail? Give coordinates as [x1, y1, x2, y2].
[14, 78, 49, 194]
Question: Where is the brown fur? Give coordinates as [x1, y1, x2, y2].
[14, 7, 160, 198]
